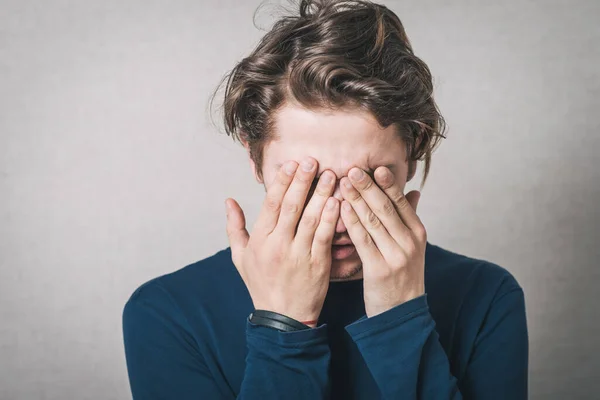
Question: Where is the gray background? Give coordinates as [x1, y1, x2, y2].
[1, 0, 598, 399]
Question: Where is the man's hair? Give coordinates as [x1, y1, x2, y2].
[211, 0, 446, 189]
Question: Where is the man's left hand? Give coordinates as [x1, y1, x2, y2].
[340, 166, 427, 318]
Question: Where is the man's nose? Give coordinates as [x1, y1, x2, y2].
[332, 182, 347, 233]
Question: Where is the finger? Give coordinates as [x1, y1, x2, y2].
[273, 157, 318, 240]
[311, 197, 340, 261]
[294, 170, 336, 249]
[339, 200, 383, 262]
[340, 176, 397, 253]
[373, 166, 424, 233]
[253, 160, 298, 236]
[348, 167, 411, 245]
[225, 198, 249, 265]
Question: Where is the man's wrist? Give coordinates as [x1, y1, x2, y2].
[300, 319, 318, 328]
[249, 310, 314, 332]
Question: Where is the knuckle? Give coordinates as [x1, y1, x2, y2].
[311, 255, 330, 271]
[361, 178, 374, 191]
[380, 200, 396, 217]
[396, 195, 410, 211]
[387, 250, 407, 270]
[366, 211, 381, 229]
[314, 184, 331, 197]
[348, 189, 362, 201]
[372, 267, 392, 281]
[295, 170, 313, 183]
[314, 233, 329, 246]
[265, 196, 281, 213]
[301, 214, 319, 230]
[400, 245, 415, 261]
[310, 254, 323, 266]
[348, 210, 361, 224]
[414, 225, 427, 242]
[322, 207, 337, 223]
[282, 201, 299, 214]
[361, 231, 373, 246]
[321, 216, 335, 227]
[270, 246, 285, 264]
[390, 190, 405, 205]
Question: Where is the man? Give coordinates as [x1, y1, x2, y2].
[123, 1, 528, 399]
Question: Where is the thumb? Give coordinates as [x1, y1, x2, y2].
[405, 190, 421, 213]
[225, 198, 250, 256]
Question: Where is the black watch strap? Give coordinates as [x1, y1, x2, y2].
[249, 310, 312, 332]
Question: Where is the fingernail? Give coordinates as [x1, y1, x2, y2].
[343, 178, 353, 189]
[285, 162, 297, 175]
[326, 197, 336, 209]
[224, 200, 229, 216]
[349, 168, 364, 181]
[320, 172, 333, 185]
[301, 159, 315, 172]
[377, 167, 391, 182]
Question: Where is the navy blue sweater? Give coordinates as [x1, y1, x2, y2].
[123, 241, 528, 399]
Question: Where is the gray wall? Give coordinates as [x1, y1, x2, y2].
[1, 0, 598, 399]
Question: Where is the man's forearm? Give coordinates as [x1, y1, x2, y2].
[238, 320, 331, 399]
[345, 290, 528, 400]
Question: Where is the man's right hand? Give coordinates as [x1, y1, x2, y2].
[225, 157, 339, 327]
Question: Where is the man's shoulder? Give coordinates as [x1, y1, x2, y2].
[122, 247, 250, 369]
[124, 247, 247, 316]
[426, 241, 522, 289]
[424, 241, 523, 315]
[160, 246, 240, 294]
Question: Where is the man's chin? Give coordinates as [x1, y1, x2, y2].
[329, 258, 363, 281]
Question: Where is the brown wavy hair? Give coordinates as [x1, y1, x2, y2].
[211, 0, 447, 189]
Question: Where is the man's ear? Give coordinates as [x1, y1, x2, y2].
[241, 137, 264, 184]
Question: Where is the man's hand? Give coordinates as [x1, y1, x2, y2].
[225, 157, 339, 327]
[339, 166, 426, 318]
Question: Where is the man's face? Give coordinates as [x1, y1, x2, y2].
[249, 103, 414, 281]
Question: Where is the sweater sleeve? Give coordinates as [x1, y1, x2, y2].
[122, 280, 331, 399]
[241, 320, 331, 398]
[344, 286, 528, 399]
